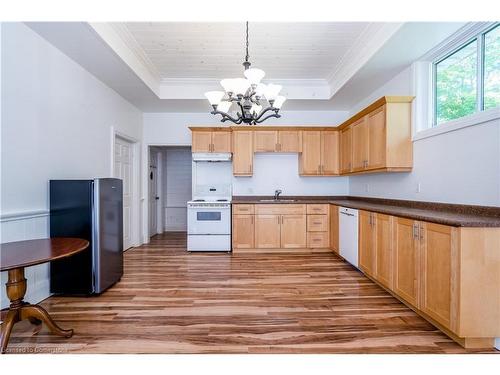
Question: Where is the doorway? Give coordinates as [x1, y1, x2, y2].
[148, 146, 192, 237]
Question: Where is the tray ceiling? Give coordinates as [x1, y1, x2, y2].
[115, 22, 371, 80]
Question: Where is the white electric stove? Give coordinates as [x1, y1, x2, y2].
[187, 184, 231, 252]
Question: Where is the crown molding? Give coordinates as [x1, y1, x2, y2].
[326, 22, 403, 97]
[159, 78, 331, 100]
[89, 22, 161, 96]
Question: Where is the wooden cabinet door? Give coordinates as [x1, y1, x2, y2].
[232, 131, 253, 176]
[340, 126, 352, 174]
[232, 214, 254, 249]
[192, 131, 212, 152]
[280, 215, 306, 248]
[255, 214, 281, 248]
[278, 130, 301, 152]
[352, 117, 369, 172]
[299, 131, 321, 175]
[254, 131, 278, 152]
[367, 106, 386, 170]
[420, 222, 456, 330]
[329, 205, 339, 253]
[393, 217, 420, 307]
[375, 214, 393, 290]
[212, 131, 232, 152]
[358, 211, 375, 276]
[321, 131, 339, 175]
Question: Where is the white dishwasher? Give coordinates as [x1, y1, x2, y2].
[339, 207, 359, 268]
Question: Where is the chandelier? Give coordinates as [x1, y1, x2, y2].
[204, 22, 286, 125]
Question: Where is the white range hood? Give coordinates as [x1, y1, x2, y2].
[192, 153, 232, 162]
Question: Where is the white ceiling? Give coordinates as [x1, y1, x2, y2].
[117, 22, 370, 80]
[28, 22, 466, 112]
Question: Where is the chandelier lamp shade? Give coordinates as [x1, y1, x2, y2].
[204, 22, 286, 125]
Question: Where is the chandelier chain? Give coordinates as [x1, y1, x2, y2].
[245, 21, 249, 63]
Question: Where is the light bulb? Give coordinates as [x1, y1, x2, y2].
[251, 104, 262, 116]
[273, 95, 286, 109]
[264, 84, 282, 101]
[204, 91, 225, 106]
[244, 68, 266, 85]
[220, 79, 237, 94]
[217, 101, 232, 113]
[254, 83, 267, 97]
[233, 78, 251, 96]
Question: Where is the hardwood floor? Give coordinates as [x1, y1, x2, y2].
[3, 232, 497, 354]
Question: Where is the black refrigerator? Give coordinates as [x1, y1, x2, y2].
[50, 178, 124, 295]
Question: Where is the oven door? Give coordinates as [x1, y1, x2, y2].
[187, 206, 230, 235]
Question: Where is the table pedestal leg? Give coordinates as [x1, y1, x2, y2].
[1, 268, 73, 354]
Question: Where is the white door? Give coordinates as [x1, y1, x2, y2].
[114, 137, 133, 250]
[149, 152, 158, 238]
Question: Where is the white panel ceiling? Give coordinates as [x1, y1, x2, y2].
[117, 22, 370, 80]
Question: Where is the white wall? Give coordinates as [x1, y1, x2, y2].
[348, 65, 500, 206]
[0, 23, 143, 308]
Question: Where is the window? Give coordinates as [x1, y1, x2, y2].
[433, 23, 499, 126]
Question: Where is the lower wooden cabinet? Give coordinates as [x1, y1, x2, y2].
[281, 215, 307, 248]
[255, 214, 281, 248]
[420, 222, 457, 330]
[329, 205, 339, 253]
[358, 210, 376, 276]
[374, 214, 393, 290]
[232, 214, 254, 249]
[393, 217, 420, 307]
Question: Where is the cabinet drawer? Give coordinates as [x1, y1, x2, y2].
[255, 204, 306, 215]
[306, 204, 329, 215]
[307, 215, 328, 232]
[307, 232, 329, 248]
[233, 204, 254, 214]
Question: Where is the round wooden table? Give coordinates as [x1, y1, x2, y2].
[0, 238, 89, 353]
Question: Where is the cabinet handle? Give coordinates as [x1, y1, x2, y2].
[369, 214, 372, 226]
[413, 223, 419, 239]
[251, 216, 254, 224]
[420, 223, 424, 241]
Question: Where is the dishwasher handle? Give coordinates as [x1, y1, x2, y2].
[340, 211, 355, 217]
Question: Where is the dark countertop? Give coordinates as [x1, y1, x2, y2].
[232, 196, 500, 227]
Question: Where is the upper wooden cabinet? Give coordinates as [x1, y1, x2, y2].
[340, 126, 352, 174]
[232, 130, 253, 176]
[299, 130, 339, 176]
[191, 128, 231, 153]
[254, 130, 301, 153]
[337, 97, 414, 174]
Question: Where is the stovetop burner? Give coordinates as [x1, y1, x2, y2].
[192, 199, 205, 202]
[217, 199, 228, 202]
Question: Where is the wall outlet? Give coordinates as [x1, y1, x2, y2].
[364, 183, 369, 193]
[416, 183, 421, 193]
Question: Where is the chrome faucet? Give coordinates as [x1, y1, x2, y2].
[274, 189, 282, 201]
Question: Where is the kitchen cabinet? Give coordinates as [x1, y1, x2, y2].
[299, 131, 321, 175]
[232, 130, 253, 176]
[254, 131, 278, 152]
[393, 217, 420, 307]
[420, 222, 456, 330]
[232, 214, 254, 249]
[329, 205, 339, 253]
[191, 129, 231, 153]
[359, 211, 393, 283]
[352, 117, 369, 172]
[306, 204, 330, 248]
[254, 130, 301, 153]
[278, 130, 301, 152]
[340, 126, 352, 174]
[255, 214, 281, 248]
[281, 215, 307, 248]
[374, 213, 393, 290]
[299, 131, 340, 176]
[337, 96, 414, 175]
[358, 210, 375, 276]
[367, 106, 386, 169]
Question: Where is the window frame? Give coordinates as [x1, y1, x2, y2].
[431, 22, 499, 127]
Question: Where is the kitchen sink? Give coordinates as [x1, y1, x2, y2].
[259, 199, 296, 202]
